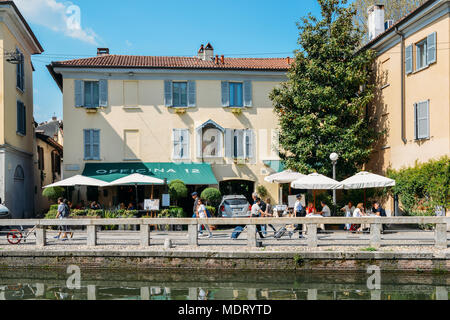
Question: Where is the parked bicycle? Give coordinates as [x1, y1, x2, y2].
[6, 225, 37, 245]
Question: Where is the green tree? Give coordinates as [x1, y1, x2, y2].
[352, 0, 426, 43]
[42, 186, 65, 203]
[270, 0, 379, 179]
[200, 188, 222, 207]
[168, 179, 188, 205]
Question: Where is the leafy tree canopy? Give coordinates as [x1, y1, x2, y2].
[270, 0, 380, 179]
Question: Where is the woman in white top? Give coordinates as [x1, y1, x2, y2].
[353, 203, 369, 232]
[196, 198, 213, 238]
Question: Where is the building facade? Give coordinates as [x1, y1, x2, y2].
[0, 1, 43, 218]
[48, 45, 289, 207]
[33, 117, 63, 215]
[365, 0, 449, 174]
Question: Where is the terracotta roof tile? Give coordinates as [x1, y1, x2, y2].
[51, 54, 291, 71]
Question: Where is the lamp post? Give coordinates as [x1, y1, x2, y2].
[329, 153, 339, 206]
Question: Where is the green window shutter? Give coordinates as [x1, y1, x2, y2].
[164, 80, 173, 107]
[75, 80, 84, 107]
[221, 81, 229, 107]
[22, 103, 26, 135]
[187, 81, 196, 107]
[405, 45, 413, 74]
[99, 79, 108, 107]
[243, 80, 252, 107]
[426, 32, 436, 65]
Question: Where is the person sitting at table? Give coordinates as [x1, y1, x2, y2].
[306, 202, 316, 215]
[353, 203, 369, 233]
[119, 202, 126, 210]
[127, 203, 135, 210]
[316, 201, 331, 231]
[90, 201, 101, 210]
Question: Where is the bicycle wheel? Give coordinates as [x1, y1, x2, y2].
[7, 229, 23, 244]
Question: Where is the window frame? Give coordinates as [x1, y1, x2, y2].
[414, 100, 430, 141]
[172, 81, 188, 107]
[229, 82, 243, 107]
[16, 48, 25, 92]
[84, 81, 100, 109]
[415, 39, 427, 71]
[16, 101, 26, 136]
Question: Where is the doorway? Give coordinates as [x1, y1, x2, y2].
[219, 180, 255, 202]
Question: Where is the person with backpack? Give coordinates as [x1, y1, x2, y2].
[196, 198, 213, 238]
[55, 197, 72, 240]
[290, 194, 305, 239]
[251, 198, 265, 239]
[372, 201, 387, 233]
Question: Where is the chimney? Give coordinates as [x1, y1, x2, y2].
[197, 44, 205, 60]
[97, 48, 110, 56]
[204, 42, 214, 61]
[286, 57, 290, 64]
[367, 5, 385, 40]
[220, 55, 224, 64]
[214, 55, 219, 64]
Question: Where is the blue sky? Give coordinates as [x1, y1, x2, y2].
[15, 0, 322, 123]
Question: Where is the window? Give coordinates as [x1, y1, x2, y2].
[173, 82, 188, 107]
[16, 101, 26, 136]
[75, 80, 108, 108]
[37, 146, 44, 170]
[229, 82, 243, 107]
[14, 165, 24, 181]
[232, 129, 253, 159]
[414, 100, 429, 140]
[16, 49, 24, 91]
[196, 120, 224, 158]
[172, 129, 190, 160]
[84, 129, 100, 160]
[84, 81, 100, 108]
[416, 40, 427, 70]
[221, 81, 252, 107]
[164, 80, 196, 107]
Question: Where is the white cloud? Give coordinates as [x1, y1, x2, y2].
[14, 0, 99, 45]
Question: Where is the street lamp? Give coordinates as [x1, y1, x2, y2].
[329, 153, 339, 206]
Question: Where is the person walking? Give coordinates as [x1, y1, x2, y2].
[250, 198, 265, 239]
[291, 194, 305, 239]
[196, 198, 213, 238]
[262, 198, 277, 235]
[372, 201, 387, 233]
[55, 198, 72, 240]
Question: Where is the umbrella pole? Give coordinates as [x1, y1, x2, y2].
[135, 184, 138, 209]
[364, 189, 366, 210]
[151, 184, 154, 200]
[313, 190, 316, 210]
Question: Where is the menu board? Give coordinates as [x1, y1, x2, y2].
[144, 199, 160, 211]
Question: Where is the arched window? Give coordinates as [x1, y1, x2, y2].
[14, 165, 24, 181]
[196, 120, 224, 158]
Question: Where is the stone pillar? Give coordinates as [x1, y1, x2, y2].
[247, 288, 257, 300]
[247, 225, 257, 247]
[434, 223, 447, 249]
[140, 287, 150, 300]
[188, 287, 198, 300]
[307, 288, 318, 300]
[188, 224, 198, 247]
[35, 226, 46, 247]
[87, 285, 96, 300]
[436, 287, 448, 300]
[87, 225, 97, 246]
[371, 290, 381, 300]
[140, 224, 150, 247]
[35, 283, 45, 297]
[306, 224, 317, 248]
[370, 223, 382, 249]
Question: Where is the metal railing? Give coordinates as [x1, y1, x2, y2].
[0, 216, 448, 248]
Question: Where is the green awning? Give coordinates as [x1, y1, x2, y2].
[263, 160, 285, 173]
[82, 162, 218, 185]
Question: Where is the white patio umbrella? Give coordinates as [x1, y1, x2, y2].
[290, 173, 342, 207]
[264, 170, 305, 204]
[107, 174, 165, 207]
[43, 175, 108, 188]
[340, 171, 395, 207]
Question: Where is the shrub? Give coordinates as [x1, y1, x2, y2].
[168, 179, 188, 205]
[44, 210, 57, 219]
[71, 209, 87, 217]
[256, 185, 268, 199]
[169, 206, 185, 218]
[206, 206, 216, 217]
[87, 209, 103, 217]
[387, 156, 449, 216]
[42, 187, 65, 202]
[49, 204, 59, 211]
[200, 188, 221, 207]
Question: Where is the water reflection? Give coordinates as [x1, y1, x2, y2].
[0, 270, 448, 301]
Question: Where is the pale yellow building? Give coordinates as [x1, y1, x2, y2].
[48, 45, 289, 209]
[34, 117, 63, 215]
[363, 1, 449, 214]
[0, 1, 43, 218]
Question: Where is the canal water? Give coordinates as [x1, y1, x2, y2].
[0, 269, 448, 300]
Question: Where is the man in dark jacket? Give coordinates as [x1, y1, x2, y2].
[372, 202, 387, 233]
